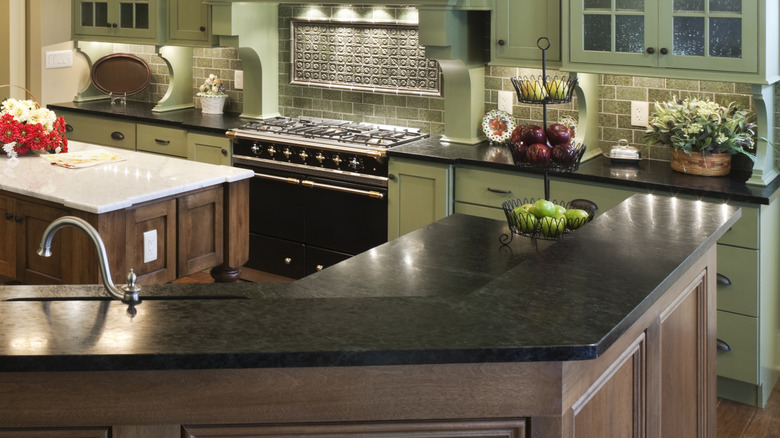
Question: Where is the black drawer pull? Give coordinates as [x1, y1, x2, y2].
[111, 131, 125, 141]
[65, 124, 73, 132]
[155, 139, 171, 145]
[14, 215, 22, 223]
[717, 339, 731, 352]
[717, 273, 731, 286]
[487, 187, 511, 195]
[4, 212, 12, 221]
[221, 148, 228, 156]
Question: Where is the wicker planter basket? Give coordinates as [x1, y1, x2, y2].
[200, 95, 227, 114]
[670, 149, 732, 176]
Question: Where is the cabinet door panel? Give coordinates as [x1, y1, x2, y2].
[0, 195, 15, 278]
[14, 201, 69, 284]
[388, 158, 451, 239]
[137, 123, 188, 158]
[492, 0, 560, 66]
[168, 0, 213, 45]
[717, 310, 758, 384]
[61, 111, 136, 150]
[126, 199, 177, 284]
[188, 132, 231, 165]
[177, 187, 224, 277]
[716, 245, 758, 316]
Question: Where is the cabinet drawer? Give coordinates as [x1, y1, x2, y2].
[716, 245, 758, 317]
[454, 201, 505, 221]
[549, 178, 640, 213]
[246, 234, 305, 279]
[718, 205, 758, 249]
[455, 167, 540, 207]
[137, 123, 188, 157]
[61, 112, 136, 150]
[717, 310, 758, 384]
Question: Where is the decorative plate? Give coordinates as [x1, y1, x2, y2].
[481, 109, 516, 143]
[90, 53, 151, 96]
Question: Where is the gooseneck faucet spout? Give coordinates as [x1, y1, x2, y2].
[37, 216, 141, 304]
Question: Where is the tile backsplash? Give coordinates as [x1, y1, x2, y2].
[114, 4, 778, 165]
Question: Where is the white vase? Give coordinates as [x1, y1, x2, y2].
[200, 95, 227, 114]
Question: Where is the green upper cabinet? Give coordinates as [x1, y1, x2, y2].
[167, 0, 217, 46]
[562, 0, 779, 83]
[72, 0, 163, 44]
[491, 0, 561, 67]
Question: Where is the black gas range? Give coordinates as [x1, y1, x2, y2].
[228, 116, 428, 279]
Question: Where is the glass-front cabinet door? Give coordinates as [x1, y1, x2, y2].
[567, 0, 757, 75]
[72, 0, 159, 43]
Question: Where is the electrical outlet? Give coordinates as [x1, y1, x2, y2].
[498, 90, 514, 114]
[631, 101, 649, 126]
[234, 70, 244, 90]
[143, 229, 157, 263]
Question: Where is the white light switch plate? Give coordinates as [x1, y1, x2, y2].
[631, 101, 649, 126]
[143, 229, 157, 263]
[234, 70, 244, 90]
[498, 90, 514, 114]
[45, 50, 73, 69]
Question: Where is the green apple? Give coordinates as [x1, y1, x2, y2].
[521, 203, 534, 213]
[520, 80, 547, 101]
[539, 216, 566, 237]
[554, 204, 567, 217]
[515, 211, 538, 233]
[564, 209, 591, 230]
[530, 199, 556, 218]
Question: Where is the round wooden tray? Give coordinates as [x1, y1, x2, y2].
[90, 53, 151, 96]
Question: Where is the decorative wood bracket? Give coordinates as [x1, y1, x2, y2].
[747, 84, 778, 186]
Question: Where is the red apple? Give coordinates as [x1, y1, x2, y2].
[511, 126, 524, 146]
[551, 143, 577, 167]
[527, 143, 551, 166]
[519, 125, 546, 146]
[546, 123, 572, 146]
[511, 141, 529, 163]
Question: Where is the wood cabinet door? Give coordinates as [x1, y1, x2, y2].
[0, 195, 16, 278]
[14, 200, 69, 284]
[177, 186, 223, 277]
[126, 199, 177, 285]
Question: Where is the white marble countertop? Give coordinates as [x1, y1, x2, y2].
[0, 141, 252, 213]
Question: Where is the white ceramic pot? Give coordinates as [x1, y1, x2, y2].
[200, 95, 227, 114]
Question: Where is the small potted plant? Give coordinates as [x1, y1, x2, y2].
[197, 74, 228, 115]
[644, 96, 755, 176]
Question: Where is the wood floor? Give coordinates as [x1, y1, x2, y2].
[3, 270, 779, 436]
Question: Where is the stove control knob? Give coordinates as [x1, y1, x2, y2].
[267, 146, 276, 156]
[299, 150, 309, 161]
[349, 157, 363, 171]
[251, 142, 260, 155]
[332, 154, 342, 166]
[283, 148, 292, 159]
[315, 152, 325, 163]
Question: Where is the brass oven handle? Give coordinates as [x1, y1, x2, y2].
[253, 172, 300, 185]
[301, 180, 384, 199]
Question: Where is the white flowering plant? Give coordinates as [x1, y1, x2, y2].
[196, 74, 227, 97]
[1, 98, 68, 159]
[644, 96, 755, 160]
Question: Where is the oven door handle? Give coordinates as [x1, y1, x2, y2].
[301, 180, 385, 199]
[253, 172, 301, 185]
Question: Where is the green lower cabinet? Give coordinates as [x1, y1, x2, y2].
[187, 132, 232, 165]
[60, 110, 136, 151]
[387, 157, 452, 240]
[137, 123, 188, 158]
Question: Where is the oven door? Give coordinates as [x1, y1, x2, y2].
[303, 175, 387, 256]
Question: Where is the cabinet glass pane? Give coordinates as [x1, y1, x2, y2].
[710, 18, 741, 58]
[120, 3, 133, 28]
[674, 0, 704, 12]
[584, 14, 612, 51]
[615, 15, 644, 52]
[616, 0, 643, 11]
[584, 0, 612, 9]
[710, 0, 740, 13]
[673, 17, 704, 56]
[136, 4, 149, 29]
[80, 3, 94, 26]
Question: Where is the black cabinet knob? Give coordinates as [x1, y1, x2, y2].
[498, 39, 505, 46]
[717, 339, 731, 352]
[200, 26, 206, 32]
[660, 48, 669, 55]
[65, 124, 73, 132]
[111, 131, 125, 141]
[221, 148, 228, 156]
[646, 47, 655, 54]
[14, 215, 22, 223]
[112, 23, 117, 28]
[4, 212, 12, 221]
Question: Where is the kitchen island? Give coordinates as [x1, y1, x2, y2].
[0, 195, 739, 437]
[0, 141, 252, 284]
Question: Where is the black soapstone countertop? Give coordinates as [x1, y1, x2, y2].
[0, 195, 740, 372]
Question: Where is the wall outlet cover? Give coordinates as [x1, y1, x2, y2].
[234, 70, 244, 90]
[631, 101, 650, 127]
[498, 90, 514, 114]
[143, 229, 157, 264]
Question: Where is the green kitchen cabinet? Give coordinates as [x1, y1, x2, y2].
[188, 132, 232, 166]
[59, 110, 136, 151]
[167, 0, 217, 46]
[72, 0, 163, 44]
[137, 123, 188, 158]
[562, 0, 778, 83]
[387, 157, 453, 240]
[491, 0, 561, 67]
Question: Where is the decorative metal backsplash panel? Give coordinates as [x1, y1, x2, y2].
[291, 20, 441, 96]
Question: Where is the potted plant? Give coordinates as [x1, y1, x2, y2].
[197, 74, 228, 115]
[644, 96, 756, 176]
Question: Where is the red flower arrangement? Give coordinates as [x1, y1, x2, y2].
[1, 98, 68, 159]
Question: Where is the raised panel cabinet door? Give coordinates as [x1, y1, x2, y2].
[187, 132, 231, 165]
[387, 158, 452, 240]
[177, 186, 224, 277]
[0, 195, 16, 278]
[126, 199, 177, 284]
[13, 200, 69, 285]
[183, 419, 526, 438]
[72, 0, 114, 39]
[492, 0, 561, 66]
[168, 0, 213, 45]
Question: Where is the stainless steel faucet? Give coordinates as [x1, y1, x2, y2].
[37, 216, 141, 304]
